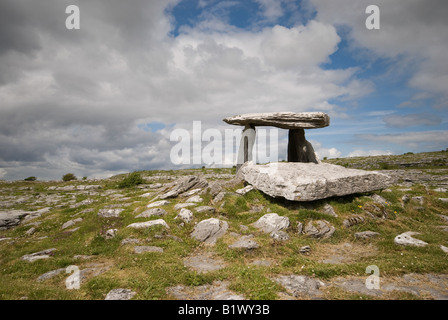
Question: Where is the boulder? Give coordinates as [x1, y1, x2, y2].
[127, 219, 170, 229]
[136, 208, 167, 218]
[304, 220, 335, 239]
[147, 200, 170, 208]
[159, 176, 208, 199]
[273, 275, 325, 298]
[98, 208, 123, 218]
[175, 208, 193, 224]
[191, 218, 228, 245]
[252, 213, 290, 234]
[21, 248, 57, 262]
[195, 206, 216, 214]
[239, 162, 392, 201]
[134, 246, 164, 254]
[235, 185, 254, 195]
[105, 289, 137, 300]
[228, 235, 259, 250]
[355, 231, 380, 240]
[394, 231, 428, 247]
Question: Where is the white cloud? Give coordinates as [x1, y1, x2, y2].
[356, 131, 448, 150]
[347, 149, 393, 158]
[312, 140, 342, 159]
[383, 113, 441, 128]
[0, 168, 6, 179]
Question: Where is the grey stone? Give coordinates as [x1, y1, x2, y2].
[441, 245, 448, 253]
[343, 215, 366, 228]
[213, 192, 227, 203]
[148, 183, 163, 189]
[21, 248, 57, 262]
[136, 208, 167, 218]
[134, 246, 164, 254]
[273, 275, 325, 298]
[175, 208, 193, 224]
[25, 227, 36, 236]
[299, 246, 311, 255]
[105, 229, 118, 239]
[174, 203, 196, 210]
[252, 213, 290, 234]
[321, 203, 337, 217]
[239, 162, 392, 202]
[185, 195, 203, 203]
[438, 214, 448, 223]
[121, 238, 142, 245]
[371, 194, 388, 206]
[355, 231, 380, 240]
[236, 125, 256, 170]
[394, 231, 428, 247]
[287, 128, 320, 163]
[147, 200, 170, 208]
[304, 220, 335, 239]
[98, 208, 123, 218]
[438, 198, 448, 203]
[61, 218, 83, 230]
[105, 288, 137, 300]
[270, 230, 289, 241]
[127, 219, 170, 229]
[229, 235, 259, 249]
[195, 206, 216, 214]
[159, 176, 208, 199]
[184, 252, 227, 273]
[235, 185, 254, 195]
[37, 268, 66, 282]
[191, 218, 228, 245]
[412, 196, 424, 205]
[223, 112, 330, 130]
[167, 281, 244, 300]
[180, 188, 202, 198]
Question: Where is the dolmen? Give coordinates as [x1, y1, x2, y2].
[223, 112, 392, 202]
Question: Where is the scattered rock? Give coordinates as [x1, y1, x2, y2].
[194, 206, 216, 214]
[21, 248, 57, 262]
[185, 195, 203, 203]
[105, 288, 137, 300]
[343, 215, 366, 228]
[61, 218, 83, 230]
[229, 235, 259, 250]
[299, 246, 311, 255]
[159, 176, 208, 199]
[174, 203, 196, 210]
[167, 281, 244, 300]
[441, 245, 448, 253]
[235, 185, 254, 195]
[411, 196, 424, 205]
[252, 213, 290, 234]
[270, 230, 290, 241]
[37, 268, 66, 282]
[136, 208, 167, 218]
[175, 208, 193, 224]
[147, 200, 170, 208]
[98, 208, 124, 218]
[184, 252, 227, 273]
[25, 227, 36, 236]
[191, 218, 228, 245]
[438, 198, 448, 203]
[105, 229, 118, 239]
[148, 183, 163, 189]
[304, 220, 335, 239]
[321, 203, 337, 217]
[355, 231, 380, 240]
[297, 222, 303, 234]
[371, 194, 388, 206]
[127, 219, 170, 229]
[213, 192, 227, 203]
[273, 275, 325, 298]
[121, 238, 142, 245]
[134, 246, 164, 254]
[180, 188, 202, 198]
[438, 214, 448, 223]
[394, 231, 428, 247]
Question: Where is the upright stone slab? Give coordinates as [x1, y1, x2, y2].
[287, 128, 319, 163]
[236, 125, 256, 171]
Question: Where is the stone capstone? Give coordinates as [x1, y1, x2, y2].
[223, 112, 330, 130]
[240, 162, 392, 202]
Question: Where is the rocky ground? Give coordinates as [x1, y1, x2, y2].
[0, 151, 447, 300]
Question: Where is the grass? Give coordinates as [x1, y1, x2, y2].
[1, 152, 448, 300]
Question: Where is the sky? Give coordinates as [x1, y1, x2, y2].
[0, 0, 447, 181]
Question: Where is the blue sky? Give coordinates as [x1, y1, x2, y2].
[0, 0, 447, 180]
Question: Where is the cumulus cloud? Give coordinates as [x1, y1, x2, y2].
[347, 150, 393, 158]
[356, 131, 448, 150]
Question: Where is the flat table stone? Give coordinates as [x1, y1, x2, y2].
[223, 112, 330, 129]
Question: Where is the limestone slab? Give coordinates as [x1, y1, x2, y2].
[223, 112, 330, 129]
[239, 162, 392, 202]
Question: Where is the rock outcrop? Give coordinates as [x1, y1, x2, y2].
[240, 162, 392, 201]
